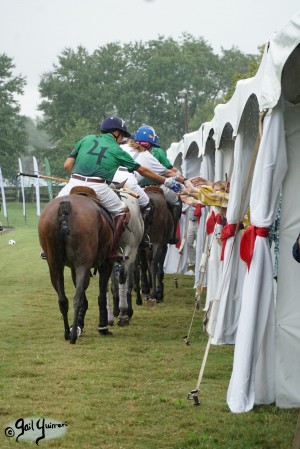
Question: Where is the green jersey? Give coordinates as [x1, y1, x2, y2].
[69, 133, 140, 183]
[151, 147, 173, 170]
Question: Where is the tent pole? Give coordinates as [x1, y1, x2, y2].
[187, 335, 212, 406]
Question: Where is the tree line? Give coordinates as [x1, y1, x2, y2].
[0, 34, 261, 180]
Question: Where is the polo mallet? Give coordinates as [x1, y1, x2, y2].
[17, 172, 69, 183]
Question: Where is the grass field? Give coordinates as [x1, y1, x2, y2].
[0, 202, 299, 448]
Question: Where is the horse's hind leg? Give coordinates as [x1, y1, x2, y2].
[133, 257, 143, 306]
[140, 249, 151, 297]
[118, 280, 130, 326]
[78, 293, 88, 331]
[117, 265, 131, 327]
[50, 268, 70, 340]
[110, 266, 120, 318]
[70, 268, 90, 344]
[157, 246, 167, 303]
[157, 270, 164, 303]
[127, 268, 134, 319]
[106, 290, 114, 326]
[98, 264, 113, 336]
[71, 268, 88, 333]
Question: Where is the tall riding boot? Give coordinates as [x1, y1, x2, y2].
[140, 199, 154, 248]
[109, 214, 126, 262]
[168, 202, 182, 245]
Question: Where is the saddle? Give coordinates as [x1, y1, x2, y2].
[70, 186, 113, 229]
[144, 185, 164, 196]
[69, 185, 131, 231]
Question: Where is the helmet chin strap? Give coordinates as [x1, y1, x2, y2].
[112, 130, 121, 140]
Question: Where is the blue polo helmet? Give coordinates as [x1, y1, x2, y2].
[134, 125, 160, 147]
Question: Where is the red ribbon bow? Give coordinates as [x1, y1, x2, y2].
[220, 223, 239, 261]
[240, 225, 269, 270]
[206, 211, 223, 235]
[194, 204, 204, 224]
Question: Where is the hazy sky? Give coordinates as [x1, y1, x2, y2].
[1, 0, 300, 117]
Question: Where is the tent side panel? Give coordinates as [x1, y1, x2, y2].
[276, 102, 300, 407]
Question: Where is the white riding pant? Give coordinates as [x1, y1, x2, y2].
[187, 219, 198, 265]
[113, 168, 149, 208]
[57, 176, 126, 217]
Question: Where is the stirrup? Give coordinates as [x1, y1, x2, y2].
[40, 252, 47, 260]
[140, 234, 152, 249]
[108, 247, 129, 262]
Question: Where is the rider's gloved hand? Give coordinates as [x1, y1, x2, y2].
[164, 177, 183, 193]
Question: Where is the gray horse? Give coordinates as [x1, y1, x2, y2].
[107, 190, 144, 325]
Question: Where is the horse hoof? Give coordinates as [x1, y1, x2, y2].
[118, 317, 130, 327]
[147, 298, 156, 308]
[69, 336, 77, 344]
[98, 328, 113, 336]
[136, 298, 143, 306]
[108, 320, 114, 326]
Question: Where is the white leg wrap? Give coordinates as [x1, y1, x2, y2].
[119, 280, 127, 310]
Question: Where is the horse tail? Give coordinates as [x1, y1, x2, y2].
[57, 201, 71, 252]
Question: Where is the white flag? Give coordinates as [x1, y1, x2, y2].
[0, 166, 8, 218]
[33, 156, 41, 216]
[18, 158, 26, 217]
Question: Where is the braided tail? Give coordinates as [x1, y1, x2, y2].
[57, 201, 71, 257]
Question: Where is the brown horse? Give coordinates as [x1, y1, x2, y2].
[38, 192, 114, 344]
[135, 186, 174, 304]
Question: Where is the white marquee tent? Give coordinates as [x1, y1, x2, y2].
[167, 11, 300, 411]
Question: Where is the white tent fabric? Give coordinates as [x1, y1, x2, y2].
[166, 11, 300, 410]
[163, 213, 189, 274]
[201, 12, 300, 412]
[165, 129, 208, 277]
[210, 128, 252, 346]
[166, 141, 183, 165]
[204, 212, 222, 312]
[276, 101, 300, 408]
[182, 130, 202, 159]
[227, 98, 288, 412]
[192, 153, 214, 289]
